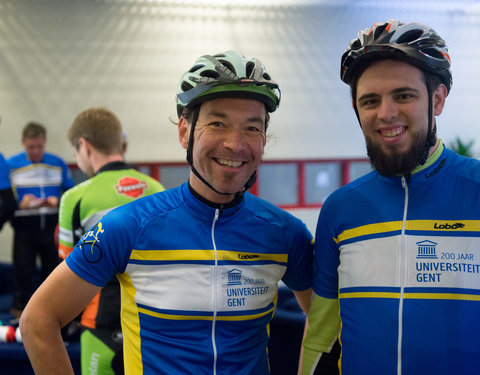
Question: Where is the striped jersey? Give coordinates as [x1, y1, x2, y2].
[304, 144, 480, 375]
[7, 151, 73, 218]
[66, 182, 313, 374]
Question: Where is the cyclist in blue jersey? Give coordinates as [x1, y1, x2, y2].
[8, 122, 74, 318]
[302, 20, 480, 375]
[20, 51, 314, 375]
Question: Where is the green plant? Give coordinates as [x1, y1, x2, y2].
[449, 137, 475, 158]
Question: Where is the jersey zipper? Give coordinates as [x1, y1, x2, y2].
[397, 176, 409, 375]
[211, 208, 220, 375]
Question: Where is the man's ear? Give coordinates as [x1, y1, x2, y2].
[78, 137, 93, 157]
[433, 83, 448, 116]
[178, 117, 190, 150]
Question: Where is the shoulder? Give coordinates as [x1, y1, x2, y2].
[6, 152, 27, 168]
[243, 193, 309, 233]
[445, 148, 480, 181]
[107, 185, 182, 225]
[42, 152, 69, 166]
[128, 169, 165, 192]
[324, 170, 377, 207]
[0, 153, 8, 170]
[60, 178, 93, 203]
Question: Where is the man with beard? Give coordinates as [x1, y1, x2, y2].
[301, 20, 480, 375]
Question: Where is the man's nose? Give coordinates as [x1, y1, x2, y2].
[378, 98, 399, 121]
[224, 129, 247, 151]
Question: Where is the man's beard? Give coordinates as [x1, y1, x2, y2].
[366, 132, 427, 177]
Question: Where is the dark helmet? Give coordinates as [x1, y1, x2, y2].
[176, 50, 280, 117]
[341, 19, 452, 93]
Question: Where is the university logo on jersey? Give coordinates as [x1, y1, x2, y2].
[227, 269, 243, 286]
[115, 176, 148, 198]
[416, 240, 438, 260]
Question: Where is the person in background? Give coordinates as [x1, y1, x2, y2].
[20, 50, 313, 375]
[58, 107, 164, 375]
[0, 118, 17, 230]
[7, 122, 74, 318]
[302, 20, 480, 375]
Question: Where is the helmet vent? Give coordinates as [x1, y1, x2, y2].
[218, 60, 236, 75]
[263, 72, 271, 80]
[422, 47, 444, 59]
[181, 81, 194, 92]
[200, 70, 220, 79]
[396, 29, 423, 44]
[189, 64, 204, 73]
[246, 62, 255, 78]
[374, 24, 389, 39]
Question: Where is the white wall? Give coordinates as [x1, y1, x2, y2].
[1, 0, 480, 261]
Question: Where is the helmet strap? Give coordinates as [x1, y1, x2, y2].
[185, 106, 256, 201]
[420, 73, 437, 165]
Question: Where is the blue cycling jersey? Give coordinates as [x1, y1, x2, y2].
[305, 144, 480, 375]
[0, 153, 11, 190]
[67, 182, 313, 375]
[7, 151, 73, 217]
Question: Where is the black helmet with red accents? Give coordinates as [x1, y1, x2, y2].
[341, 19, 452, 93]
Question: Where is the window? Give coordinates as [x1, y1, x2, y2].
[158, 165, 190, 189]
[257, 163, 298, 206]
[305, 162, 342, 204]
[349, 161, 372, 181]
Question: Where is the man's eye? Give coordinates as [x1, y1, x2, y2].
[398, 94, 413, 100]
[359, 99, 377, 107]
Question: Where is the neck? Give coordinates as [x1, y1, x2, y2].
[188, 181, 243, 209]
[92, 154, 124, 174]
[411, 138, 444, 175]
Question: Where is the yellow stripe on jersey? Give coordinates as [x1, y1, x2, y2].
[137, 304, 276, 321]
[130, 249, 288, 263]
[404, 292, 480, 301]
[340, 291, 480, 301]
[335, 219, 480, 244]
[117, 272, 143, 374]
[339, 291, 401, 299]
[335, 221, 403, 244]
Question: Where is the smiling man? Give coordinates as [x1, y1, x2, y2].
[20, 51, 314, 375]
[302, 20, 480, 375]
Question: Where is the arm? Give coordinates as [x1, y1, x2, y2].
[301, 293, 340, 375]
[292, 287, 312, 314]
[292, 287, 312, 375]
[20, 261, 101, 375]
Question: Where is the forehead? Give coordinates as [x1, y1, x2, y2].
[23, 136, 45, 145]
[357, 59, 426, 95]
[198, 97, 266, 119]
